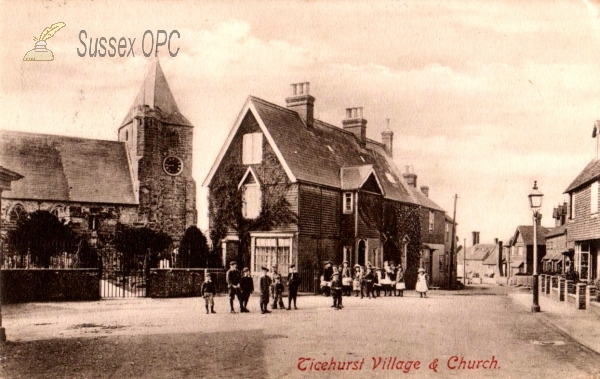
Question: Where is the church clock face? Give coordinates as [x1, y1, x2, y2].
[163, 156, 183, 176]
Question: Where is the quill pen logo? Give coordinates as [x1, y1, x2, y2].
[23, 22, 66, 61]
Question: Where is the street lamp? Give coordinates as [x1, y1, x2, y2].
[528, 181, 543, 313]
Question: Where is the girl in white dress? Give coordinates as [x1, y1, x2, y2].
[416, 268, 429, 298]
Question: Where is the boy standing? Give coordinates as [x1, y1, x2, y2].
[287, 264, 300, 310]
[201, 273, 216, 314]
[226, 261, 242, 314]
[259, 266, 272, 314]
[272, 275, 285, 309]
[240, 267, 254, 313]
[331, 267, 343, 310]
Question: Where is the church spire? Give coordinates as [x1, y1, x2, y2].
[121, 59, 192, 127]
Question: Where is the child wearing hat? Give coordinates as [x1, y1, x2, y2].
[226, 261, 242, 314]
[341, 261, 352, 296]
[364, 267, 376, 299]
[331, 267, 343, 309]
[240, 267, 254, 313]
[272, 274, 285, 309]
[353, 264, 363, 298]
[201, 273, 216, 314]
[416, 268, 429, 298]
[259, 266, 272, 314]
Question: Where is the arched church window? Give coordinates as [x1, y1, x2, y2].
[8, 204, 27, 223]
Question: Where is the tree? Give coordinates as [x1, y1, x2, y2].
[77, 239, 100, 268]
[7, 210, 78, 268]
[112, 225, 172, 274]
[179, 226, 211, 268]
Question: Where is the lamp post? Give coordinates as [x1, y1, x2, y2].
[528, 181, 543, 313]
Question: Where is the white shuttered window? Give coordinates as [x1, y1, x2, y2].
[242, 133, 263, 164]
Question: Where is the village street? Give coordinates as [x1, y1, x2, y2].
[0, 285, 598, 379]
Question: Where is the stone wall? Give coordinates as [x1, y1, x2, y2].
[1, 269, 99, 304]
[148, 269, 226, 298]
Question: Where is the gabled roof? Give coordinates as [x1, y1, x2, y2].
[204, 96, 422, 205]
[409, 186, 445, 212]
[121, 60, 192, 127]
[340, 165, 384, 194]
[511, 225, 549, 246]
[564, 159, 600, 193]
[0, 130, 136, 205]
[483, 244, 501, 265]
[546, 223, 567, 238]
[465, 244, 496, 261]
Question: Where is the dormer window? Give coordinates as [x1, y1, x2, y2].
[242, 132, 263, 165]
[343, 192, 353, 214]
[238, 167, 262, 219]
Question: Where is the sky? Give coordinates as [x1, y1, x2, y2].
[2, 0, 600, 247]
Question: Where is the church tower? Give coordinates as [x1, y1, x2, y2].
[118, 60, 197, 243]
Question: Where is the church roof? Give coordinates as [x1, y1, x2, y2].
[120, 60, 192, 127]
[0, 130, 137, 205]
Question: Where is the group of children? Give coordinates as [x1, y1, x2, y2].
[201, 261, 301, 315]
[322, 260, 429, 305]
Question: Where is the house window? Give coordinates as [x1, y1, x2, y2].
[445, 223, 450, 243]
[88, 216, 100, 230]
[242, 132, 263, 164]
[429, 211, 434, 232]
[591, 181, 598, 214]
[252, 237, 292, 274]
[518, 246, 523, 256]
[578, 243, 590, 280]
[343, 192, 353, 214]
[242, 184, 261, 219]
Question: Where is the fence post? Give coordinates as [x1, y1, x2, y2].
[586, 285, 597, 311]
[576, 283, 586, 310]
[558, 277, 565, 301]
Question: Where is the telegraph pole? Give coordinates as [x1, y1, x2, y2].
[448, 194, 458, 289]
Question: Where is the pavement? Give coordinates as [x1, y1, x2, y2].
[1, 286, 599, 378]
[509, 289, 600, 355]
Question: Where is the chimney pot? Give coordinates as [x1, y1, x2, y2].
[286, 82, 315, 128]
[343, 107, 367, 146]
[420, 186, 429, 197]
[472, 231, 480, 245]
[382, 118, 394, 157]
[402, 167, 417, 188]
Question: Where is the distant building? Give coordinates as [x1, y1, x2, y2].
[542, 203, 569, 274]
[506, 224, 548, 276]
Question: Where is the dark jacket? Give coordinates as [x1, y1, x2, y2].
[323, 266, 334, 281]
[287, 272, 300, 290]
[364, 271, 374, 283]
[241, 276, 254, 294]
[201, 281, 216, 296]
[273, 281, 284, 295]
[331, 273, 342, 289]
[226, 268, 241, 288]
[259, 275, 272, 295]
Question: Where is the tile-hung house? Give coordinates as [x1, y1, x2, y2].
[542, 203, 569, 274]
[204, 83, 450, 288]
[482, 239, 503, 278]
[507, 224, 548, 276]
[0, 61, 197, 254]
[563, 142, 600, 281]
[463, 232, 496, 280]
[401, 171, 452, 287]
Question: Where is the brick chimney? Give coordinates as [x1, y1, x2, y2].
[381, 118, 394, 157]
[420, 186, 429, 197]
[402, 166, 417, 188]
[286, 82, 314, 128]
[472, 231, 480, 245]
[343, 107, 367, 147]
